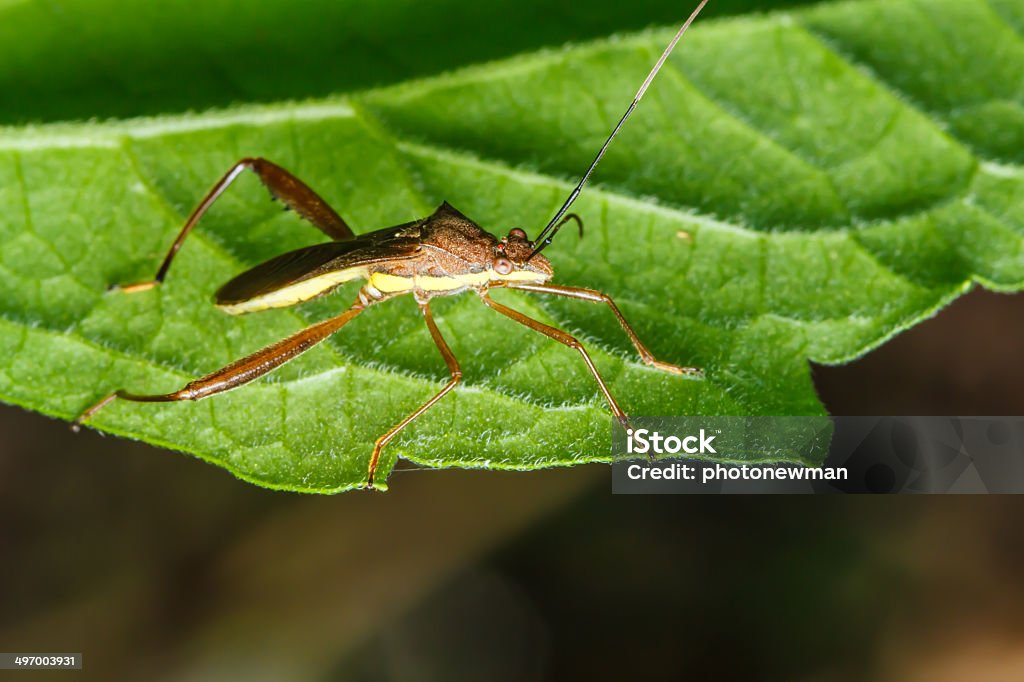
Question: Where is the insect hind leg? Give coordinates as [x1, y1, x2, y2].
[114, 157, 355, 294]
[72, 390, 181, 431]
[72, 298, 366, 429]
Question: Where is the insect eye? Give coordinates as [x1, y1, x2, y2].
[508, 228, 528, 240]
[494, 257, 514, 275]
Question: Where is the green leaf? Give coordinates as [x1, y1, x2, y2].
[0, 0, 819, 124]
[2, 0, 1022, 492]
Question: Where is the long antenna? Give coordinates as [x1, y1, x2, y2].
[529, 0, 710, 260]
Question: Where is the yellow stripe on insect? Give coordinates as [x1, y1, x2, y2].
[371, 271, 489, 293]
[217, 267, 368, 314]
[370, 270, 542, 294]
[220, 266, 547, 315]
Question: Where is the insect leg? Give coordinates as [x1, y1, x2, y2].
[73, 298, 367, 427]
[117, 157, 355, 293]
[503, 283, 702, 377]
[479, 290, 626, 421]
[367, 302, 462, 489]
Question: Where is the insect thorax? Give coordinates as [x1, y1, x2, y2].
[363, 203, 552, 300]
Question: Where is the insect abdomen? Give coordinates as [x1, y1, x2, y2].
[368, 271, 494, 297]
[217, 266, 368, 314]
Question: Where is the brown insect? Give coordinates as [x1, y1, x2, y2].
[74, 1, 709, 488]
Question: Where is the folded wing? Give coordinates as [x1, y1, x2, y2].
[215, 233, 420, 314]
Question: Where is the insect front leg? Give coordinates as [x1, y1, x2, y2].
[479, 290, 627, 423]
[116, 157, 355, 293]
[367, 301, 462, 490]
[503, 282, 702, 377]
[73, 297, 367, 427]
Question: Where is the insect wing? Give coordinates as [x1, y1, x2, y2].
[215, 229, 420, 312]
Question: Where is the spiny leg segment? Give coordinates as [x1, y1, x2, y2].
[117, 157, 355, 293]
[74, 297, 368, 427]
[367, 302, 462, 489]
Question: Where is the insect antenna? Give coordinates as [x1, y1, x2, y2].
[528, 0, 710, 260]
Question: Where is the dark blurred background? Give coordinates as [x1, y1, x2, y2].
[3, 0, 1024, 679]
[3, 288, 1024, 681]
